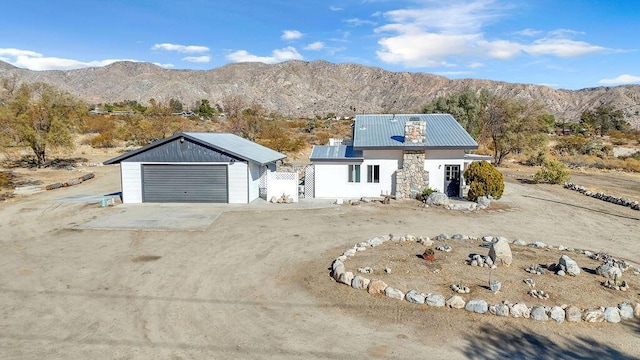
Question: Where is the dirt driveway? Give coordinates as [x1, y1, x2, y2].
[1, 165, 639, 359]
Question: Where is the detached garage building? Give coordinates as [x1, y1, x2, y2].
[104, 132, 286, 204]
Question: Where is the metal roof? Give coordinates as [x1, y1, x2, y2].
[310, 145, 363, 162]
[352, 114, 478, 150]
[104, 132, 286, 165]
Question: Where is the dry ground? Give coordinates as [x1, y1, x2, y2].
[1, 151, 640, 359]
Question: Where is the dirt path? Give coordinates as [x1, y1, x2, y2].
[1, 166, 639, 359]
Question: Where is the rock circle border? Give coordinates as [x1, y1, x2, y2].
[329, 233, 640, 324]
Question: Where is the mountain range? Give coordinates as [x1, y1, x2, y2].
[1, 60, 639, 128]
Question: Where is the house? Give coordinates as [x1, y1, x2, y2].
[104, 132, 286, 204]
[307, 114, 491, 199]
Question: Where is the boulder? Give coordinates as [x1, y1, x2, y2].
[477, 196, 491, 209]
[367, 279, 388, 295]
[596, 262, 623, 279]
[465, 299, 488, 314]
[510, 303, 531, 318]
[618, 303, 634, 320]
[385, 286, 404, 300]
[565, 306, 583, 322]
[489, 304, 509, 317]
[488, 238, 513, 266]
[583, 308, 605, 323]
[337, 271, 354, 286]
[604, 307, 621, 323]
[405, 290, 426, 304]
[446, 296, 466, 309]
[558, 255, 580, 276]
[531, 306, 549, 321]
[549, 306, 565, 323]
[634, 303, 640, 318]
[425, 294, 446, 307]
[351, 276, 370, 290]
[426, 192, 449, 206]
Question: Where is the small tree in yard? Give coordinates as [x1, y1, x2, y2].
[464, 161, 504, 202]
[534, 159, 570, 184]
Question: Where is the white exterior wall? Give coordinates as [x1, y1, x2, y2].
[228, 161, 249, 204]
[248, 162, 261, 202]
[424, 150, 467, 193]
[121, 162, 142, 204]
[313, 150, 401, 199]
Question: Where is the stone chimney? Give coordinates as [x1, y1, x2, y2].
[404, 118, 426, 143]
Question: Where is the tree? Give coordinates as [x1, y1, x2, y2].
[169, 98, 183, 113]
[580, 105, 628, 136]
[195, 99, 214, 119]
[223, 101, 265, 141]
[2, 82, 85, 166]
[421, 89, 490, 139]
[482, 97, 549, 166]
[464, 160, 504, 201]
[145, 98, 183, 139]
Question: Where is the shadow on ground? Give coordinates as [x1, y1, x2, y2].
[462, 324, 639, 360]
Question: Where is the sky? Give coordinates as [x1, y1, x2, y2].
[0, 0, 638, 90]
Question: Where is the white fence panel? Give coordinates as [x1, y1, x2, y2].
[267, 172, 299, 202]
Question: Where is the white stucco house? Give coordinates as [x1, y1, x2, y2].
[307, 114, 490, 199]
[104, 132, 287, 204]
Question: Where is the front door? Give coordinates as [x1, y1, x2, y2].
[444, 165, 461, 197]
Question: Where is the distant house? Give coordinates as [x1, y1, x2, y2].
[104, 132, 286, 204]
[307, 114, 490, 199]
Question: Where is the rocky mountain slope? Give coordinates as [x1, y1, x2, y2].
[1, 60, 639, 127]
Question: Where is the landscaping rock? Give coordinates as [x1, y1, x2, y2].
[550, 306, 565, 323]
[634, 303, 640, 318]
[425, 294, 445, 307]
[446, 296, 466, 309]
[489, 303, 510, 317]
[477, 196, 491, 209]
[618, 303, 634, 320]
[368, 279, 388, 295]
[604, 307, 621, 323]
[531, 306, 548, 321]
[558, 255, 580, 276]
[488, 238, 512, 266]
[565, 306, 583, 322]
[405, 290, 426, 304]
[435, 233, 449, 241]
[351, 276, 370, 290]
[512, 239, 527, 246]
[426, 192, 449, 206]
[385, 286, 404, 300]
[510, 303, 530, 318]
[583, 308, 605, 323]
[465, 299, 488, 314]
[337, 272, 354, 286]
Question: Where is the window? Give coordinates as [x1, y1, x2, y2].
[348, 164, 361, 183]
[367, 165, 380, 183]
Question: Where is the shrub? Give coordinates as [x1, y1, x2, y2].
[522, 150, 546, 166]
[533, 159, 571, 184]
[416, 187, 436, 202]
[90, 131, 117, 148]
[464, 161, 504, 202]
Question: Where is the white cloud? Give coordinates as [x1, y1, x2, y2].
[330, 6, 343, 11]
[182, 55, 211, 63]
[281, 30, 304, 40]
[153, 62, 175, 68]
[226, 46, 303, 64]
[374, 1, 608, 68]
[0, 48, 136, 70]
[599, 74, 640, 85]
[304, 42, 325, 51]
[524, 38, 606, 57]
[151, 43, 209, 53]
[344, 18, 376, 26]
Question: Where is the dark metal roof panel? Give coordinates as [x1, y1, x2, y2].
[352, 114, 478, 149]
[104, 132, 286, 165]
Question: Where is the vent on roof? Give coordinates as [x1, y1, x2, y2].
[390, 114, 397, 122]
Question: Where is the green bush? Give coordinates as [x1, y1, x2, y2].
[464, 161, 504, 202]
[533, 159, 571, 184]
[416, 187, 436, 202]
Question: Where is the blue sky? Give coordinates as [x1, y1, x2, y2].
[0, 0, 638, 90]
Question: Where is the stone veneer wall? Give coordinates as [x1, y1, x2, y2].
[396, 151, 429, 200]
